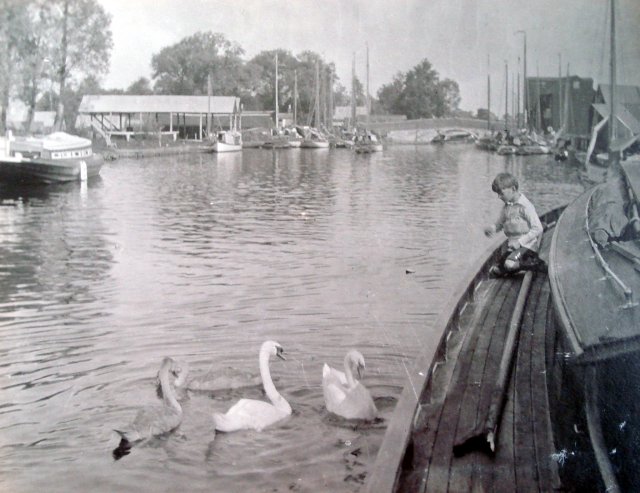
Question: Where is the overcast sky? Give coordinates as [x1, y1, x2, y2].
[98, 0, 640, 112]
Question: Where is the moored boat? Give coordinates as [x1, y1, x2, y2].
[0, 131, 103, 184]
[365, 206, 595, 492]
[210, 130, 242, 153]
[300, 128, 329, 148]
[354, 132, 383, 153]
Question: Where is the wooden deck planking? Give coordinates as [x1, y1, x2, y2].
[427, 280, 519, 492]
[424, 280, 510, 491]
[416, 280, 505, 492]
[452, 276, 521, 452]
[513, 274, 543, 491]
[400, 236, 562, 492]
[531, 282, 561, 492]
[402, 281, 503, 492]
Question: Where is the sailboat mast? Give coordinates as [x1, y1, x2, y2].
[275, 52, 279, 131]
[207, 72, 211, 138]
[517, 57, 520, 128]
[487, 55, 491, 131]
[504, 61, 508, 131]
[328, 68, 334, 131]
[294, 70, 298, 126]
[558, 53, 562, 129]
[314, 60, 320, 128]
[351, 52, 356, 130]
[609, 0, 616, 155]
[366, 42, 370, 128]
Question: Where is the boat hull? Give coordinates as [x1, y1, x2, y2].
[212, 142, 242, 153]
[355, 143, 383, 153]
[0, 154, 103, 184]
[300, 140, 329, 148]
[364, 206, 612, 492]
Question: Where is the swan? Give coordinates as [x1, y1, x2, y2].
[113, 357, 184, 460]
[213, 341, 291, 432]
[322, 350, 378, 420]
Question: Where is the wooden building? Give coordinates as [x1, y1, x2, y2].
[526, 76, 595, 138]
[77, 95, 241, 142]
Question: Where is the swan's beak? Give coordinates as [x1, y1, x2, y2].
[356, 362, 365, 380]
[276, 346, 286, 361]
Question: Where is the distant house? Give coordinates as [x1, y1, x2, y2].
[77, 94, 241, 142]
[333, 105, 368, 127]
[1, 99, 55, 133]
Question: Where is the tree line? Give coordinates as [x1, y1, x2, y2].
[0, 0, 462, 133]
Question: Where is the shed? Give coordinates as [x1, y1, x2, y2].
[78, 94, 241, 142]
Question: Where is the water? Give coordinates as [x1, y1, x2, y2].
[0, 145, 585, 492]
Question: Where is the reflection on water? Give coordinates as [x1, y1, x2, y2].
[0, 146, 585, 492]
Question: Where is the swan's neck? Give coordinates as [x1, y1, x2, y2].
[159, 366, 181, 413]
[344, 355, 357, 388]
[260, 351, 290, 413]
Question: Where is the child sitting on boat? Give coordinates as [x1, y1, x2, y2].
[484, 172, 547, 276]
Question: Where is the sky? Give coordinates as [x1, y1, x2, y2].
[97, 0, 640, 113]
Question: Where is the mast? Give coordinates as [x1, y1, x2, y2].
[558, 53, 563, 130]
[314, 59, 320, 128]
[504, 60, 508, 131]
[351, 52, 356, 130]
[275, 52, 279, 130]
[328, 67, 334, 132]
[609, 0, 617, 163]
[294, 70, 298, 126]
[487, 55, 491, 131]
[207, 72, 212, 138]
[523, 33, 528, 129]
[517, 57, 520, 128]
[366, 42, 370, 128]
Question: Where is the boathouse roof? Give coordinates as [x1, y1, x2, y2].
[78, 95, 240, 114]
[592, 102, 640, 134]
[597, 84, 640, 105]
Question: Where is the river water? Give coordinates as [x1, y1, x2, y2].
[0, 144, 585, 493]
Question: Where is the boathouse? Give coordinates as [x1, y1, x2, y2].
[526, 76, 595, 138]
[77, 95, 241, 142]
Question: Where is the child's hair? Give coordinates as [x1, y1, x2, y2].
[491, 172, 519, 193]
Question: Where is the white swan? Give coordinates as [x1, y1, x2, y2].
[213, 341, 291, 432]
[322, 350, 378, 420]
[113, 357, 184, 459]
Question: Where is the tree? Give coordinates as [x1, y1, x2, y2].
[151, 32, 245, 96]
[0, 1, 32, 132]
[44, 0, 113, 130]
[127, 77, 153, 95]
[376, 59, 460, 119]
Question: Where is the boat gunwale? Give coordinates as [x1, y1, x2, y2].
[365, 205, 566, 493]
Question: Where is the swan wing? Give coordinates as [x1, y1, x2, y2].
[322, 364, 350, 413]
[322, 363, 348, 387]
[187, 367, 262, 392]
[213, 398, 290, 432]
[332, 382, 378, 421]
[120, 404, 182, 443]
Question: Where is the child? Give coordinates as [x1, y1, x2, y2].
[484, 172, 547, 276]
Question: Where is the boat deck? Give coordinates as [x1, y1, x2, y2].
[396, 232, 562, 492]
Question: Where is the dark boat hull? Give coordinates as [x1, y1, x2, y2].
[0, 154, 103, 184]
